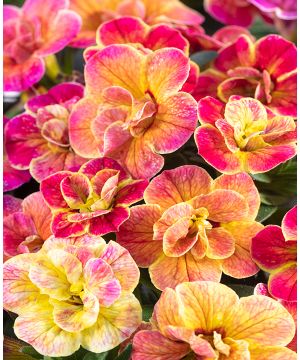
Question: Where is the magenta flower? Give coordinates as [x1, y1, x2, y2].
[249, 0, 296, 20]
[5, 83, 88, 182]
[4, 192, 52, 259]
[41, 158, 148, 238]
[4, 0, 81, 91]
[251, 206, 297, 302]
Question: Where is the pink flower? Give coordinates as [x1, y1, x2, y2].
[249, 0, 297, 20]
[4, 192, 52, 259]
[4, 0, 81, 91]
[251, 206, 297, 302]
[5, 83, 88, 182]
[41, 158, 148, 238]
[69, 0, 204, 48]
[255, 283, 297, 352]
[193, 34, 297, 117]
[69, 45, 198, 179]
[195, 96, 296, 174]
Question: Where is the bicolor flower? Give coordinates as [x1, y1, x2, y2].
[251, 206, 297, 302]
[3, 236, 141, 357]
[4, 192, 52, 259]
[255, 283, 297, 352]
[193, 34, 297, 117]
[41, 158, 148, 238]
[132, 281, 296, 359]
[195, 97, 296, 174]
[117, 165, 263, 290]
[5, 83, 88, 182]
[4, 0, 81, 91]
[69, 45, 198, 179]
[69, 0, 203, 48]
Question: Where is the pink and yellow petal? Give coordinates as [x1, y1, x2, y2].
[198, 96, 225, 125]
[250, 346, 297, 360]
[269, 263, 297, 302]
[60, 173, 93, 209]
[282, 206, 297, 241]
[115, 179, 148, 206]
[206, 227, 235, 259]
[51, 211, 88, 238]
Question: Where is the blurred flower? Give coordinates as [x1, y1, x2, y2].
[41, 158, 148, 237]
[255, 283, 297, 352]
[69, 45, 198, 179]
[3, 236, 141, 357]
[193, 34, 297, 117]
[132, 281, 296, 359]
[4, 0, 81, 91]
[69, 0, 203, 48]
[251, 206, 297, 302]
[117, 165, 263, 290]
[195, 96, 296, 174]
[4, 192, 52, 259]
[5, 83, 88, 182]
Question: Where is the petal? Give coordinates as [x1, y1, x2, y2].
[192, 69, 226, 100]
[116, 179, 148, 206]
[146, 48, 190, 101]
[149, 253, 222, 290]
[89, 207, 130, 236]
[250, 346, 297, 360]
[52, 290, 99, 332]
[132, 330, 190, 360]
[190, 189, 249, 222]
[51, 211, 88, 238]
[145, 92, 197, 153]
[282, 206, 297, 241]
[3, 253, 40, 314]
[99, 240, 140, 293]
[91, 169, 119, 197]
[60, 173, 93, 209]
[14, 302, 81, 357]
[117, 204, 163, 267]
[198, 96, 225, 125]
[40, 171, 72, 209]
[85, 44, 147, 99]
[195, 125, 242, 174]
[3, 195, 22, 217]
[251, 225, 296, 271]
[69, 98, 101, 158]
[144, 165, 213, 211]
[222, 221, 263, 278]
[84, 258, 121, 306]
[227, 295, 295, 346]
[213, 173, 260, 220]
[81, 294, 142, 353]
[218, 78, 258, 103]
[269, 263, 297, 302]
[3, 158, 31, 192]
[206, 227, 235, 259]
[80, 157, 126, 180]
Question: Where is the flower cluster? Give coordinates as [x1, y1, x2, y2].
[3, 0, 297, 358]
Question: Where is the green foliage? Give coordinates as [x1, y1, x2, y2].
[256, 204, 278, 223]
[190, 51, 218, 69]
[114, 345, 132, 360]
[21, 346, 43, 359]
[250, 18, 278, 38]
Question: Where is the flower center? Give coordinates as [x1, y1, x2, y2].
[189, 207, 212, 235]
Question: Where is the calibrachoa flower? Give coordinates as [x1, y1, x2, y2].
[251, 206, 297, 302]
[3, 235, 141, 356]
[249, 0, 297, 20]
[41, 158, 148, 237]
[255, 283, 297, 352]
[4, 0, 81, 91]
[193, 34, 297, 117]
[117, 165, 263, 290]
[69, 0, 204, 48]
[5, 83, 88, 182]
[4, 192, 52, 259]
[132, 281, 296, 359]
[195, 97, 297, 174]
[69, 45, 198, 179]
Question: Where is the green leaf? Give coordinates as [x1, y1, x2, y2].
[250, 18, 278, 38]
[142, 305, 154, 321]
[227, 284, 254, 297]
[22, 346, 43, 359]
[83, 352, 108, 360]
[115, 345, 132, 360]
[256, 204, 278, 223]
[190, 51, 217, 68]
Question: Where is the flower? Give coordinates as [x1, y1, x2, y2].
[251, 206, 297, 302]
[41, 158, 148, 238]
[69, 0, 203, 48]
[83, 16, 189, 61]
[5, 83, 88, 182]
[193, 34, 297, 117]
[255, 283, 297, 352]
[3, 235, 141, 357]
[249, 0, 297, 20]
[117, 165, 263, 290]
[69, 45, 198, 179]
[132, 281, 296, 359]
[4, 192, 52, 259]
[4, 0, 81, 91]
[195, 96, 296, 174]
